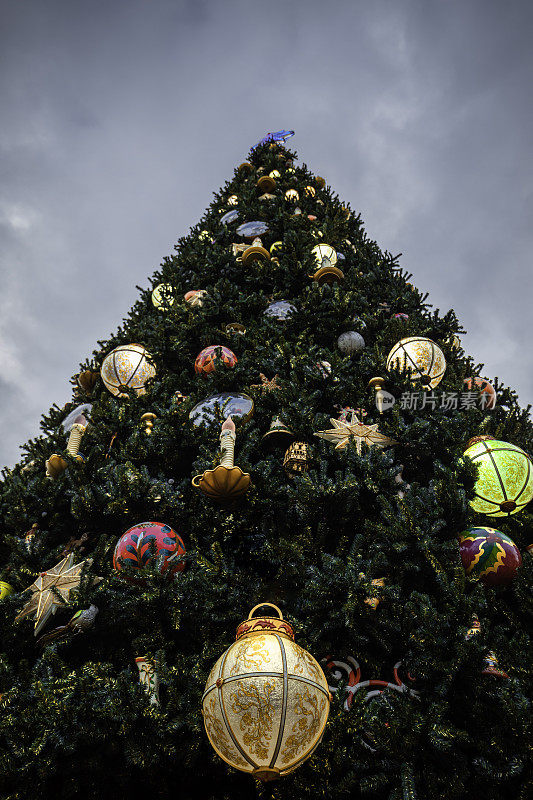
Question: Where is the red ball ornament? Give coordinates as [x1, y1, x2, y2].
[194, 345, 237, 376]
[463, 377, 497, 409]
[458, 527, 521, 586]
[113, 521, 186, 581]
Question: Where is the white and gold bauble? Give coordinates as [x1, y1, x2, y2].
[311, 243, 337, 268]
[386, 336, 446, 389]
[202, 603, 330, 782]
[151, 283, 175, 310]
[100, 344, 156, 397]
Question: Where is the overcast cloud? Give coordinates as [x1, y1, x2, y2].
[1, 0, 532, 468]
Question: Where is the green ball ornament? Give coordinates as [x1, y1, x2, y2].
[463, 437, 533, 516]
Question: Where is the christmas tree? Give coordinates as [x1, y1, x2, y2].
[0, 132, 531, 800]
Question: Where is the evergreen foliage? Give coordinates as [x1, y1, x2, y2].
[0, 140, 531, 800]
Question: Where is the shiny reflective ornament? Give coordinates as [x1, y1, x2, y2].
[227, 195, 239, 206]
[236, 220, 269, 239]
[151, 283, 175, 310]
[225, 322, 246, 335]
[264, 300, 296, 320]
[316, 360, 332, 379]
[386, 336, 446, 388]
[189, 392, 254, 427]
[113, 521, 186, 579]
[269, 170, 281, 179]
[135, 656, 160, 705]
[100, 344, 156, 397]
[221, 209, 239, 225]
[202, 603, 330, 781]
[462, 438, 533, 516]
[184, 289, 208, 308]
[77, 369, 99, 393]
[0, 581, 14, 600]
[284, 189, 299, 202]
[195, 345, 237, 376]
[392, 313, 409, 321]
[304, 185, 316, 197]
[238, 161, 253, 174]
[315, 176, 326, 188]
[338, 331, 365, 355]
[463, 377, 497, 410]
[458, 527, 521, 585]
[311, 243, 337, 268]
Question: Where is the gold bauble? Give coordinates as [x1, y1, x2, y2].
[100, 344, 156, 397]
[304, 185, 316, 197]
[151, 283, 175, 310]
[386, 336, 446, 389]
[269, 170, 281, 179]
[0, 581, 14, 600]
[284, 189, 299, 201]
[202, 603, 330, 781]
[227, 195, 239, 206]
[184, 289, 208, 308]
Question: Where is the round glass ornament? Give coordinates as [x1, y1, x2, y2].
[202, 603, 330, 781]
[100, 344, 156, 397]
[151, 283, 175, 310]
[463, 438, 533, 516]
[194, 345, 238, 376]
[189, 392, 254, 427]
[386, 336, 446, 389]
[221, 210, 239, 225]
[184, 289, 208, 307]
[113, 521, 186, 580]
[458, 527, 521, 585]
[264, 300, 296, 320]
[236, 220, 269, 239]
[338, 331, 365, 355]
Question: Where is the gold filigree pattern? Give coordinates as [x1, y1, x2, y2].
[280, 689, 327, 765]
[230, 680, 276, 760]
[203, 696, 247, 767]
[292, 643, 324, 684]
[229, 637, 271, 675]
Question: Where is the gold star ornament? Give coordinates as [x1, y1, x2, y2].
[15, 554, 101, 636]
[314, 411, 397, 454]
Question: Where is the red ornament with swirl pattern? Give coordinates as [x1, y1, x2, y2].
[194, 345, 238, 376]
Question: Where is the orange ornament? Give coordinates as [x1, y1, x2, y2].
[195, 345, 237, 376]
[463, 377, 496, 409]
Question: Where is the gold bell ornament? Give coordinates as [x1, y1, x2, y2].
[202, 603, 331, 781]
[77, 369, 99, 394]
[238, 161, 253, 174]
[240, 238, 271, 266]
[257, 175, 276, 193]
[192, 417, 250, 501]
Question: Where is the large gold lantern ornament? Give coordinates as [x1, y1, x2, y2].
[462, 436, 533, 517]
[100, 344, 156, 397]
[202, 603, 330, 782]
[386, 336, 446, 389]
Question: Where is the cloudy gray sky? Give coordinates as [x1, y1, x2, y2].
[1, 0, 532, 468]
